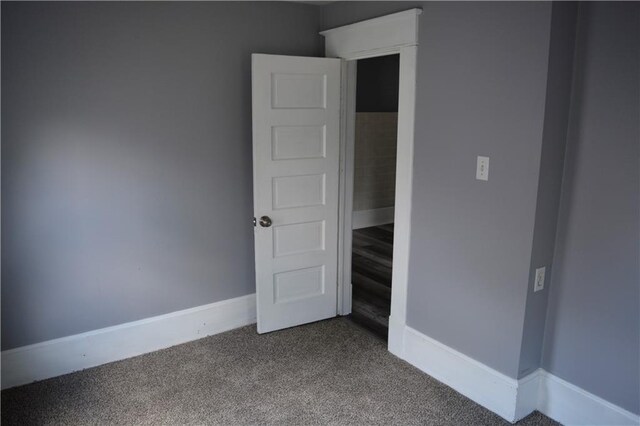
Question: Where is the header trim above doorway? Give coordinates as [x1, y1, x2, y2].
[320, 8, 422, 59]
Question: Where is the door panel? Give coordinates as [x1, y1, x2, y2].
[271, 73, 327, 109]
[271, 125, 326, 160]
[252, 54, 341, 333]
[272, 174, 326, 209]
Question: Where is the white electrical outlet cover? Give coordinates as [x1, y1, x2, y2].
[476, 156, 489, 181]
[534, 267, 546, 292]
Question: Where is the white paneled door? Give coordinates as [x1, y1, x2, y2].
[251, 54, 341, 333]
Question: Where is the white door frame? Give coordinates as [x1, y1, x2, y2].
[320, 8, 421, 356]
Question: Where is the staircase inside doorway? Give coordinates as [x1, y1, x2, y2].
[350, 224, 393, 340]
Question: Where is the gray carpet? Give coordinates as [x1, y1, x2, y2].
[2, 318, 558, 425]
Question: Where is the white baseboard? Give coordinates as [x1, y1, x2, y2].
[387, 315, 406, 358]
[398, 325, 639, 425]
[515, 369, 543, 421]
[402, 325, 522, 422]
[1, 294, 257, 390]
[4, 305, 638, 426]
[352, 207, 394, 229]
[538, 371, 640, 426]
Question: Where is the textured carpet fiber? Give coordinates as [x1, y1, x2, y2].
[2, 318, 558, 425]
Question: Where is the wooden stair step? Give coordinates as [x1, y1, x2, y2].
[352, 245, 393, 269]
[351, 299, 389, 340]
[352, 253, 392, 285]
[355, 226, 394, 245]
[378, 224, 395, 233]
[352, 233, 394, 257]
[351, 271, 391, 300]
[353, 286, 391, 312]
[352, 299, 389, 326]
[350, 225, 393, 341]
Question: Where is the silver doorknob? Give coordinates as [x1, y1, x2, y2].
[259, 216, 272, 227]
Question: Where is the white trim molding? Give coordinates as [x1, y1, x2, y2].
[1, 294, 257, 390]
[538, 371, 640, 426]
[402, 325, 523, 422]
[322, 9, 420, 353]
[397, 324, 640, 425]
[515, 369, 543, 421]
[514, 369, 542, 420]
[387, 44, 419, 356]
[336, 60, 357, 316]
[352, 207, 395, 229]
[321, 9, 422, 59]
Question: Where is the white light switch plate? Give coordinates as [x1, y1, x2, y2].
[534, 267, 546, 292]
[476, 156, 489, 181]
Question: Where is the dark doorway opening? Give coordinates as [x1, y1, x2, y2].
[349, 54, 399, 340]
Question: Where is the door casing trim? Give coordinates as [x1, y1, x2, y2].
[321, 8, 421, 356]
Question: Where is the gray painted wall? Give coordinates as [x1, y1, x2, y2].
[518, 2, 578, 378]
[356, 55, 399, 112]
[1, 1, 322, 350]
[324, 2, 555, 378]
[4, 2, 637, 411]
[405, 2, 553, 379]
[542, 2, 640, 414]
